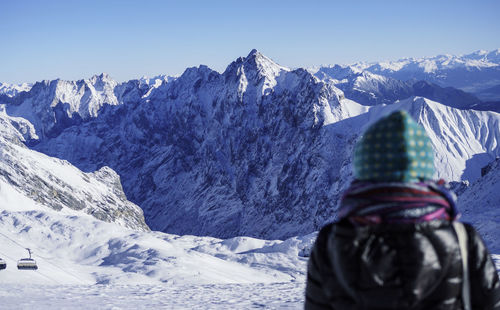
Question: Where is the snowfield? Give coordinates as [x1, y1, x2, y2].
[0, 282, 306, 309]
[0, 176, 311, 308]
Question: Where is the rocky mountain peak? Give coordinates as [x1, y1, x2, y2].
[223, 49, 288, 86]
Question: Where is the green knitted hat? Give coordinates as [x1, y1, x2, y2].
[353, 110, 435, 182]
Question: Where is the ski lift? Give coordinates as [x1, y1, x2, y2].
[17, 248, 38, 270]
[0, 258, 6, 270]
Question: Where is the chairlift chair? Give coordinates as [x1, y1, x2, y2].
[17, 248, 38, 270]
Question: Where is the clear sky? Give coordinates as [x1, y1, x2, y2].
[1, 0, 499, 84]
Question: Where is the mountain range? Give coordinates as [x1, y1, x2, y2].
[313, 49, 500, 101]
[0, 49, 499, 243]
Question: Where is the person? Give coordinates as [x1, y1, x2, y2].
[305, 110, 500, 309]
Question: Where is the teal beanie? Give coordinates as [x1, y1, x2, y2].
[353, 110, 435, 182]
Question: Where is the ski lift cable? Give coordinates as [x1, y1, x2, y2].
[0, 231, 28, 250]
[31, 269, 61, 285]
[0, 231, 84, 283]
[0, 248, 59, 284]
[33, 253, 86, 284]
[0, 249, 17, 263]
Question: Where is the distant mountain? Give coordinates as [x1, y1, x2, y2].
[314, 49, 500, 102]
[314, 69, 482, 109]
[315, 69, 413, 106]
[0, 82, 32, 97]
[475, 84, 500, 101]
[0, 74, 121, 140]
[0, 73, 179, 140]
[411, 80, 481, 108]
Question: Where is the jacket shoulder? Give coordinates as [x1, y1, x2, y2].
[460, 222, 500, 309]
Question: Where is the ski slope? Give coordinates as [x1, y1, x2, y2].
[0, 179, 313, 285]
[0, 174, 313, 307]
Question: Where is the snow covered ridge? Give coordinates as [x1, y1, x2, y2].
[0, 82, 32, 97]
[22, 50, 364, 239]
[0, 111, 149, 231]
[314, 69, 485, 110]
[313, 48, 500, 101]
[1, 49, 499, 242]
[0, 73, 177, 140]
[354, 49, 500, 72]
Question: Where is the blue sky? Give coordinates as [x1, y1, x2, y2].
[1, 0, 499, 83]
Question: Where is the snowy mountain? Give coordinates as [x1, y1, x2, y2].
[25, 50, 358, 239]
[0, 76, 312, 301]
[315, 49, 500, 103]
[1, 50, 498, 242]
[0, 74, 180, 141]
[0, 74, 121, 140]
[0, 82, 32, 97]
[315, 68, 413, 106]
[0, 97, 312, 293]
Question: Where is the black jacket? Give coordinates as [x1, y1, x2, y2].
[305, 220, 500, 310]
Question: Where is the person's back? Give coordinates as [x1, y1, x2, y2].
[305, 111, 500, 309]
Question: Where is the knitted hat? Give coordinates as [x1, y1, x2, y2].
[353, 110, 435, 182]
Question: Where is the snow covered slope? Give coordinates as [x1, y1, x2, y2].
[0, 109, 149, 231]
[459, 158, 500, 253]
[0, 176, 312, 286]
